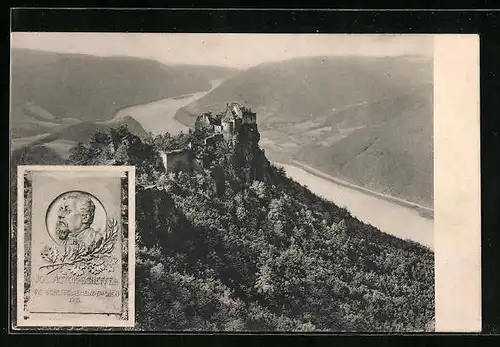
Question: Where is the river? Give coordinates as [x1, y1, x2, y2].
[114, 81, 433, 250]
[276, 163, 433, 250]
[113, 79, 225, 135]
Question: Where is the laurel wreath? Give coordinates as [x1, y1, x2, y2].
[39, 218, 119, 276]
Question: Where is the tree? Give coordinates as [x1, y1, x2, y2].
[114, 141, 130, 165]
[89, 131, 111, 148]
[68, 142, 91, 164]
[110, 125, 131, 149]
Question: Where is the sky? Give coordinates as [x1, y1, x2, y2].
[11, 33, 434, 69]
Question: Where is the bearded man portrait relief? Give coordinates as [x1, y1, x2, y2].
[55, 192, 103, 249]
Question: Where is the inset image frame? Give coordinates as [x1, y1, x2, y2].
[12, 165, 136, 330]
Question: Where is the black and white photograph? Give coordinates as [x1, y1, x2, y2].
[8, 32, 480, 332]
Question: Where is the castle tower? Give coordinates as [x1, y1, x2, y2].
[229, 102, 243, 118]
[159, 151, 168, 172]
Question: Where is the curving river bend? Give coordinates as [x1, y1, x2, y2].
[115, 82, 434, 250]
[114, 79, 225, 135]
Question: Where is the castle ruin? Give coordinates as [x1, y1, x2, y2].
[195, 102, 256, 144]
[160, 102, 257, 173]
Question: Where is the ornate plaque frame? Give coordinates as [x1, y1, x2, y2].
[13, 165, 136, 329]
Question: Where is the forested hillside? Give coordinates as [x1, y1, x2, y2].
[11, 121, 436, 332]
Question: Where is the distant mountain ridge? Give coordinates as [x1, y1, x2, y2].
[174, 55, 433, 207]
[11, 48, 238, 123]
[175, 55, 432, 125]
[10, 48, 238, 160]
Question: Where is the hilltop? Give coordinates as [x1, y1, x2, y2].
[11, 114, 435, 332]
[174, 55, 433, 207]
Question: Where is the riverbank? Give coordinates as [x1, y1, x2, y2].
[277, 162, 434, 250]
[290, 160, 434, 220]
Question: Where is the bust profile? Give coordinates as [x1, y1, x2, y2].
[55, 192, 103, 248]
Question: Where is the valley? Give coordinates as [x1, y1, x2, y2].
[10, 49, 236, 160]
[98, 87, 434, 249]
[10, 51, 434, 249]
[174, 55, 434, 208]
[9, 47, 435, 331]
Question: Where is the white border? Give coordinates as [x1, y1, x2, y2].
[15, 165, 136, 328]
[434, 35, 481, 332]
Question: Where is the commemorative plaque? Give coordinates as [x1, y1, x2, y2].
[15, 166, 135, 328]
